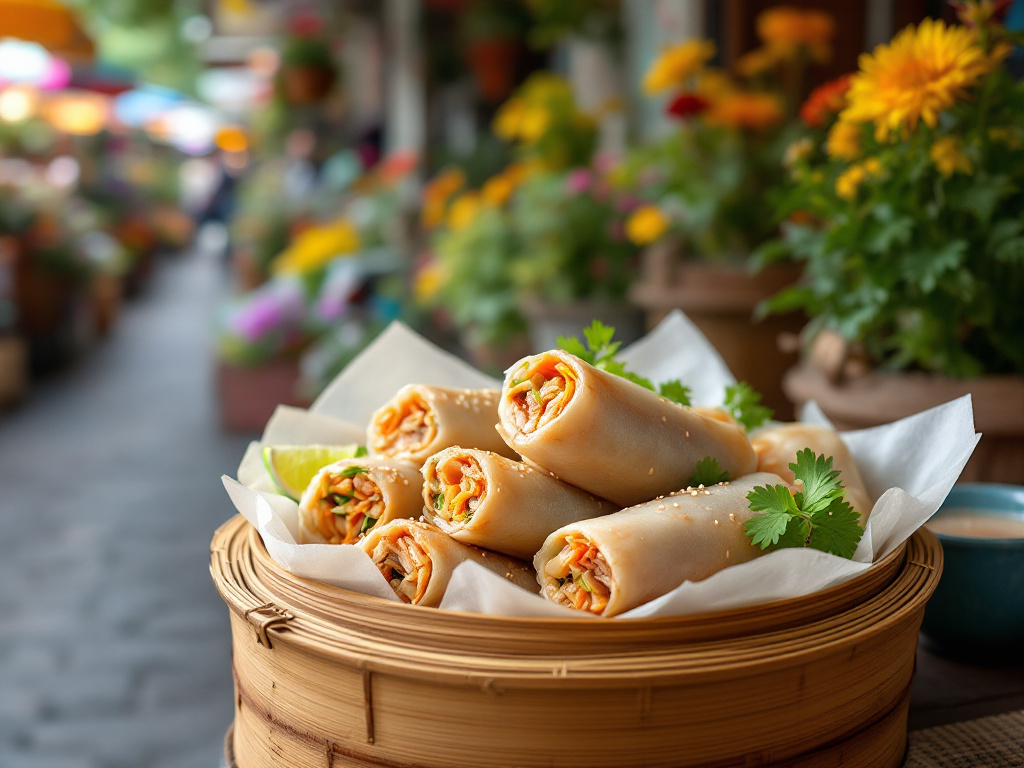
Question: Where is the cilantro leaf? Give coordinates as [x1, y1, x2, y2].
[689, 456, 729, 487]
[807, 499, 862, 559]
[743, 450, 862, 559]
[338, 466, 367, 478]
[724, 382, 773, 431]
[583, 320, 619, 363]
[658, 379, 692, 406]
[555, 334, 591, 363]
[359, 516, 378, 535]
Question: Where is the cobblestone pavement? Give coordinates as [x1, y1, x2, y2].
[0, 249, 254, 768]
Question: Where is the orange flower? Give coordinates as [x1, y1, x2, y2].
[421, 168, 466, 229]
[800, 74, 853, 128]
[735, 46, 781, 78]
[826, 119, 863, 160]
[643, 39, 717, 95]
[757, 7, 835, 62]
[705, 91, 784, 131]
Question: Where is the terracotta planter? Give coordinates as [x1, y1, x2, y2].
[631, 242, 804, 420]
[784, 362, 1024, 484]
[0, 335, 27, 407]
[521, 297, 644, 355]
[90, 272, 122, 337]
[216, 357, 311, 433]
[465, 38, 521, 104]
[281, 65, 335, 105]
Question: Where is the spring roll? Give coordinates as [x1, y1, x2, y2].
[421, 447, 616, 560]
[751, 423, 874, 525]
[367, 384, 518, 466]
[360, 519, 537, 606]
[535, 473, 787, 617]
[298, 457, 423, 545]
[497, 351, 757, 507]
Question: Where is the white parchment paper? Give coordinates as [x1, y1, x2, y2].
[221, 312, 980, 618]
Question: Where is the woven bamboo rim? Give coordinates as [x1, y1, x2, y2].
[212, 515, 942, 768]
[211, 514, 937, 677]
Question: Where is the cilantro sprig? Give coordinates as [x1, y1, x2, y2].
[724, 382, 773, 431]
[744, 449, 863, 559]
[689, 456, 729, 487]
[557, 321, 692, 407]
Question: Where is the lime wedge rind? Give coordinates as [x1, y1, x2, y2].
[262, 444, 367, 502]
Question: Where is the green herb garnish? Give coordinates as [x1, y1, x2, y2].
[724, 381, 773, 431]
[574, 573, 592, 593]
[557, 321, 692, 406]
[360, 516, 378, 535]
[744, 449, 863, 559]
[329, 493, 352, 507]
[433, 493, 444, 511]
[689, 457, 729, 487]
[337, 466, 367, 478]
[354, 445, 369, 458]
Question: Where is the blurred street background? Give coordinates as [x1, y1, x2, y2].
[1, 0, 1024, 766]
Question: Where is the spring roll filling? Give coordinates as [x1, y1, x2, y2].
[312, 468, 384, 543]
[543, 532, 613, 615]
[370, 391, 438, 455]
[369, 532, 432, 603]
[507, 358, 578, 435]
[425, 454, 487, 525]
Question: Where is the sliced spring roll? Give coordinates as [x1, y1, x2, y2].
[360, 519, 537, 606]
[535, 472, 787, 617]
[298, 457, 423, 545]
[751, 423, 874, 525]
[367, 385, 518, 466]
[421, 447, 616, 560]
[497, 351, 757, 507]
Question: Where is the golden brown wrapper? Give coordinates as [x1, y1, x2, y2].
[751, 423, 874, 525]
[497, 350, 757, 507]
[421, 447, 616, 560]
[534, 472, 787, 617]
[359, 519, 537, 607]
[367, 384, 517, 466]
[298, 457, 423, 545]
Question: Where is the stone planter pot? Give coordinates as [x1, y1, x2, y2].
[631, 241, 804, 420]
[520, 297, 644, 355]
[784, 362, 1024, 484]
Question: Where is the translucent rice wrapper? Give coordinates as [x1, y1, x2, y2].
[222, 312, 980, 617]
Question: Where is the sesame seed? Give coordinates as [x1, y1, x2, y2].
[690, 490, 698, 497]
[713, 519, 719, 526]
[648, 468, 654, 476]
[704, 490, 711, 496]
[661, 416, 667, 423]
[685, 431, 690, 438]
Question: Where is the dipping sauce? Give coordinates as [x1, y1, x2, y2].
[927, 510, 1024, 539]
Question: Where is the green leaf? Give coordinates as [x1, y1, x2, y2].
[556, 334, 591, 363]
[807, 500, 863, 558]
[689, 456, 729, 487]
[329, 493, 352, 506]
[433, 493, 444, 511]
[789, 448, 843, 514]
[865, 216, 914, 254]
[724, 382, 773, 430]
[583, 320, 619, 362]
[747, 483, 800, 514]
[360, 516, 378, 535]
[659, 380, 692, 406]
[995, 236, 1024, 264]
[354, 445, 369, 458]
[744, 491, 797, 550]
[338, 466, 367, 478]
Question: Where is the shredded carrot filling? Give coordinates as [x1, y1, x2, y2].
[425, 454, 486, 525]
[506, 357, 577, 435]
[370, 531, 432, 604]
[370, 391, 437, 455]
[542, 532, 613, 615]
[313, 470, 384, 544]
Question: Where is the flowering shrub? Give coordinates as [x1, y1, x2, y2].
[760, 6, 1024, 376]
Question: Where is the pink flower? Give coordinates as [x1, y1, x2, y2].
[566, 168, 594, 194]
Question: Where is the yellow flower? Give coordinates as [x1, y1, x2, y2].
[735, 46, 781, 78]
[842, 18, 998, 141]
[757, 7, 835, 62]
[518, 105, 551, 143]
[272, 220, 361, 275]
[625, 206, 670, 245]
[835, 164, 867, 201]
[930, 136, 974, 177]
[447, 192, 482, 232]
[643, 39, 717, 95]
[704, 91, 784, 131]
[413, 260, 446, 303]
[694, 68, 736, 99]
[493, 98, 526, 141]
[481, 174, 516, 207]
[826, 119, 863, 161]
[863, 157, 883, 176]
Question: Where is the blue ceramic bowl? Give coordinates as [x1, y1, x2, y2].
[919, 483, 1024, 664]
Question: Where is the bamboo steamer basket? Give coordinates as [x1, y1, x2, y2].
[211, 514, 943, 768]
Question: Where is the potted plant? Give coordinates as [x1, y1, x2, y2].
[460, 0, 531, 104]
[759, 4, 1024, 482]
[278, 17, 338, 106]
[624, 6, 836, 418]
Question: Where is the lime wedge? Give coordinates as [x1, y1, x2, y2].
[263, 444, 368, 501]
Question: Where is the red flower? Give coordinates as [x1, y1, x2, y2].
[799, 74, 852, 128]
[666, 92, 709, 120]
